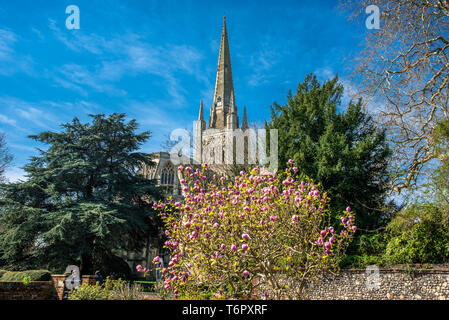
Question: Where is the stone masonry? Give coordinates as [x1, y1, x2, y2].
[305, 268, 449, 300]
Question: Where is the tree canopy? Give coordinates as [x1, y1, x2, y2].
[0, 113, 161, 275]
[266, 74, 392, 230]
[340, 0, 449, 193]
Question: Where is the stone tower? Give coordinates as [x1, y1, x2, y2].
[209, 15, 239, 130]
[194, 16, 248, 169]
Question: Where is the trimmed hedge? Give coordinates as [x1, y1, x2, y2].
[0, 270, 7, 278]
[0, 270, 51, 282]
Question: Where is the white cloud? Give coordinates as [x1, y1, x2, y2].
[0, 28, 16, 59]
[314, 67, 362, 107]
[56, 63, 126, 96]
[244, 40, 282, 87]
[0, 96, 63, 130]
[0, 114, 17, 126]
[0, 28, 34, 76]
[48, 19, 206, 103]
[3, 166, 26, 183]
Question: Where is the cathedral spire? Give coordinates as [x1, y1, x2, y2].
[198, 100, 206, 130]
[209, 15, 237, 129]
[198, 100, 204, 121]
[241, 106, 249, 130]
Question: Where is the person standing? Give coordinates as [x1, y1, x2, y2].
[95, 270, 103, 286]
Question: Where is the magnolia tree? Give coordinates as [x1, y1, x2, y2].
[138, 160, 356, 299]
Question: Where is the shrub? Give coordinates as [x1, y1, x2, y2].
[133, 280, 156, 292]
[68, 282, 112, 300]
[144, 161, 357, 299]
[340, 254, 386, 268]
[68, 277, 144, 300]
[340, 233, 389, 268]
[0, 270, 51, 281]
[22, 274, 32, 286]
[384, 203, 449, 264]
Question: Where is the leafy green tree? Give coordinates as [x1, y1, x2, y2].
[0, 113, 161, 275]
[384, 203, 449, 264]
[431, 119, 449, 205]
[266, 74, 392, 231]
[356, 118, 449, 266]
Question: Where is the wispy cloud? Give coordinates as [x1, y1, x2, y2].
[243, 39, 283, 87]
[3, 166, 26, 183]
[48, 19, 206, 105]
[0, 28, 16, 59]
[126, 99, 191, 129]
[0, 28, 34, 76]
[0, 96, 65, 130]
[0, 113, 17, 126]
[314, 67, 361, 107]
[56, 63, 127, 96]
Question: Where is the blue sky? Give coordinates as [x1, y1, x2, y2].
[0, 0, 368, 181]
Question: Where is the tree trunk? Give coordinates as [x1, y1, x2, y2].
[80, 253, 93, 275]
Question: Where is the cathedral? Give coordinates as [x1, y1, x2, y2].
[123, 16, 250, 277]
[140, 16, 249, 198]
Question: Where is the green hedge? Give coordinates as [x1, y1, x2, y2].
[0, 270, 51, 282]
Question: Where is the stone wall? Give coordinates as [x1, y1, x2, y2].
[306, 268, 449, 300]
[0, 275, 98, 300]
[52, 274, 97, 300]
[0, 281, 54, 300]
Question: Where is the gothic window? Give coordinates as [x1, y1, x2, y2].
[160, 163, 174, 185]
[142, 165, 156, 180]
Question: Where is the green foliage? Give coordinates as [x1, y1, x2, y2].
[68, 282, 112, 300]
[341, 254, 386, 268]
[384, 203, 449, 264]
[132, 280, 156, 292]
[69, 277, 143, 300]
[154, 281, 172, 300]
[266, 74, 392, 231]
[0, 270, 51, 281]
[341, 233, 388, 268]
[22, 274, 31, 286]
[0, 113, 162, 274]
[431, 118, 449, 205]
